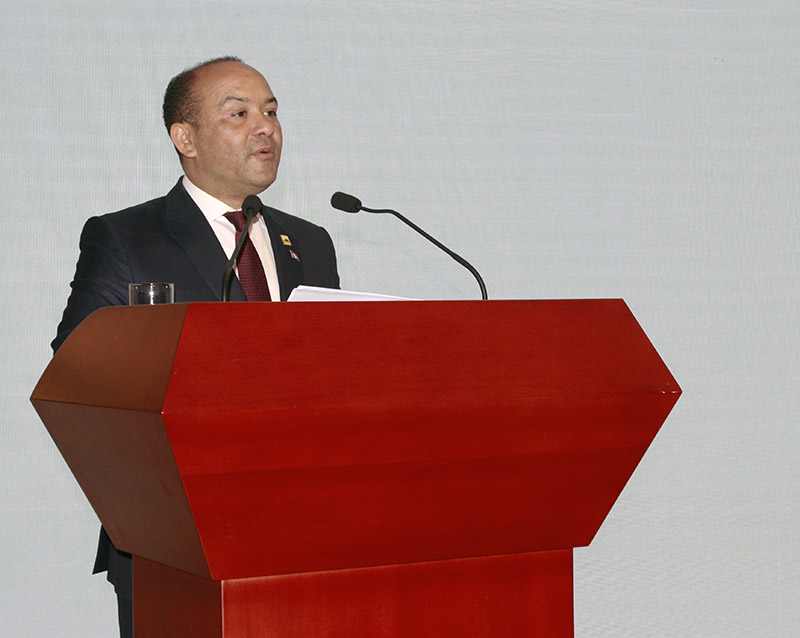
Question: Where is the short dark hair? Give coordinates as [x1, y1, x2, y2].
[162, 56, 243, 132]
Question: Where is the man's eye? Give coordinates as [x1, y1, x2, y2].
[265, 110, 277, 117]
[232, 110, 246, 117]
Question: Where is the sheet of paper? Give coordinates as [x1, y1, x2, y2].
[287, 285, 416, 302]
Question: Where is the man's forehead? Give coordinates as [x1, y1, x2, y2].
[194, 62, 275, 100]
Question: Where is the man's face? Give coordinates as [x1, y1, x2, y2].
[176, 61, 283, 208]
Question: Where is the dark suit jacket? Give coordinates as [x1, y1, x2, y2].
[53, 179, 339, 350]
[51, 179, 340, 595]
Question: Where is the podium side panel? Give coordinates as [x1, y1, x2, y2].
[31, 401, 210, 577]
[32, 303, 188, 412]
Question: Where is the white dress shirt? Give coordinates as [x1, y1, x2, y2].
[182, 176, 280, 300]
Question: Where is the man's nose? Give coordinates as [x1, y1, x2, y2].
[253, 113, 277, 136]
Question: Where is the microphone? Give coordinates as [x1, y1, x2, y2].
[330, 191, 362, 213]
[221, 195, 263, 302]
[330, 191, 488, 300]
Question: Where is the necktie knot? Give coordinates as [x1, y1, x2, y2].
[224, 210, 246, 232]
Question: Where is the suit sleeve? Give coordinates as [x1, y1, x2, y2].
[52, 216, 133, 352]
[321, 226, 341, 290]
[302, 224, 340, 290]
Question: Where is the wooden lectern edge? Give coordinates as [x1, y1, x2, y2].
[158, 546, 571, 581]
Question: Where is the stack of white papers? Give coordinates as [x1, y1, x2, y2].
[287, 285, 415, 302]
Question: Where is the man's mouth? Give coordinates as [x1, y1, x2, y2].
[251, 146, 275, 160]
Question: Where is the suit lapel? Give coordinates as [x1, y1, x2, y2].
[264, 207, 304, 301]
[163, 180, 247, 302]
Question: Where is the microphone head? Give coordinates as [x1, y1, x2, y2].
[242, 195, 263, 220]
[331, 191, 362, 213]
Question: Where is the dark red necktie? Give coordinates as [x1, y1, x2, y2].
[223, 210, 271, 301]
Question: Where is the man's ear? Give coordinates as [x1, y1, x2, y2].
[170, 122, 197, 158]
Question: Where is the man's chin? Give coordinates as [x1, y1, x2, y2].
[247, 169, 278, 194]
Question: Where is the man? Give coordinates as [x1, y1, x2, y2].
[52, 56, 340, 637]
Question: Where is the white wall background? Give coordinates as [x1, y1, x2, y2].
[2, 1, 799, 635]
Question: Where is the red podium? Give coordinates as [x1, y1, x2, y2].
[31, 300, 680, 637]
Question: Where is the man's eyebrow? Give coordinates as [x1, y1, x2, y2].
[218, 96, 278, 108]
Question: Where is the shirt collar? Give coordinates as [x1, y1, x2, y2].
[182, 175, 239, 222]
